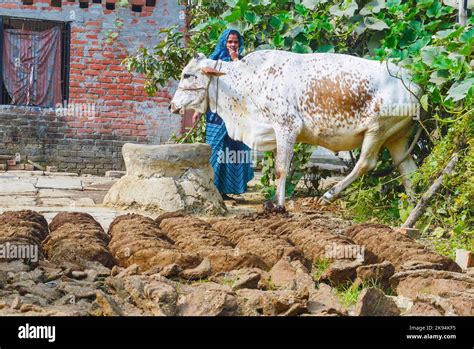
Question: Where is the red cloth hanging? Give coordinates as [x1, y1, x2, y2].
[2, 26, 62, 107]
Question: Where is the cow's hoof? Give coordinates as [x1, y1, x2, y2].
[318, 191, 335, 206]
[263, 201, 275, 212]
[317, 196, 332, 206]
[262, 202, 286, 214]
[272, 205, 287, 214]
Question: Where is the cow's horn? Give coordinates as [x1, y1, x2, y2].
[201, 67, 226, 76]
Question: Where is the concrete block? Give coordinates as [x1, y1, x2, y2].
[46, 166, 58, 172]
[456, 249, 474, 270]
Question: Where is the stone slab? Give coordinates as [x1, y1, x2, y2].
[35, 177, 83, 190]
[0, 195, 37, 206]
[0, 180, 37, 194]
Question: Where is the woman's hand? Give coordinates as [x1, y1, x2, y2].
[192, 111, 201, 124]
[230, 47, 239, 61]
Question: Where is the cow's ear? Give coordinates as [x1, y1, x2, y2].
[201, 67, 226, 76]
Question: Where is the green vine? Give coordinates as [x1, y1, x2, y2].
[105, 0, 127, 44]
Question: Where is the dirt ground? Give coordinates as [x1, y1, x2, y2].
[0, 171, 472, 316]
[0, 170, 345, 228]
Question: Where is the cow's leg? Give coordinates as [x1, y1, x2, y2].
[274, 133, 297, 210]
[385, 135, 418, 201]
[319, 134, 385, 204]
[263, 130, 298, 213]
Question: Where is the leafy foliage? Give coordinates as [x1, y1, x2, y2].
[104, 0, 128, 44]
[258, 143, 316, 200]
[124, 27, 193, 96]
[169, 114, 207, 144]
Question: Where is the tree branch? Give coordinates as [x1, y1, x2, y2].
[402, 154, 458, 228]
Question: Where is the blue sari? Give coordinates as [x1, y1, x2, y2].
[205, 29, 254, 194]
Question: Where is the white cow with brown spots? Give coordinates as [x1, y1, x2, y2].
[170, 51, 421, 211]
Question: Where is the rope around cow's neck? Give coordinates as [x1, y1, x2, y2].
[214, 60, 223, 115]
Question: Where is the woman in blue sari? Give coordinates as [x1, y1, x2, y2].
[192, 29, 254, 200]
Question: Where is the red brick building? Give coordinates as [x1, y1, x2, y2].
[0, 0, 186, 174]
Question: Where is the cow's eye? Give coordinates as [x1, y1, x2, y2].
[183, 73, 196, 79]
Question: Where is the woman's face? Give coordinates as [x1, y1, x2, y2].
[226, 33, 239, 54]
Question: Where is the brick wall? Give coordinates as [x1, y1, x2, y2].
[0, 0, 185, 174]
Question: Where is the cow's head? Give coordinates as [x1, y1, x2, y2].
[170, 53, 226, 114]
